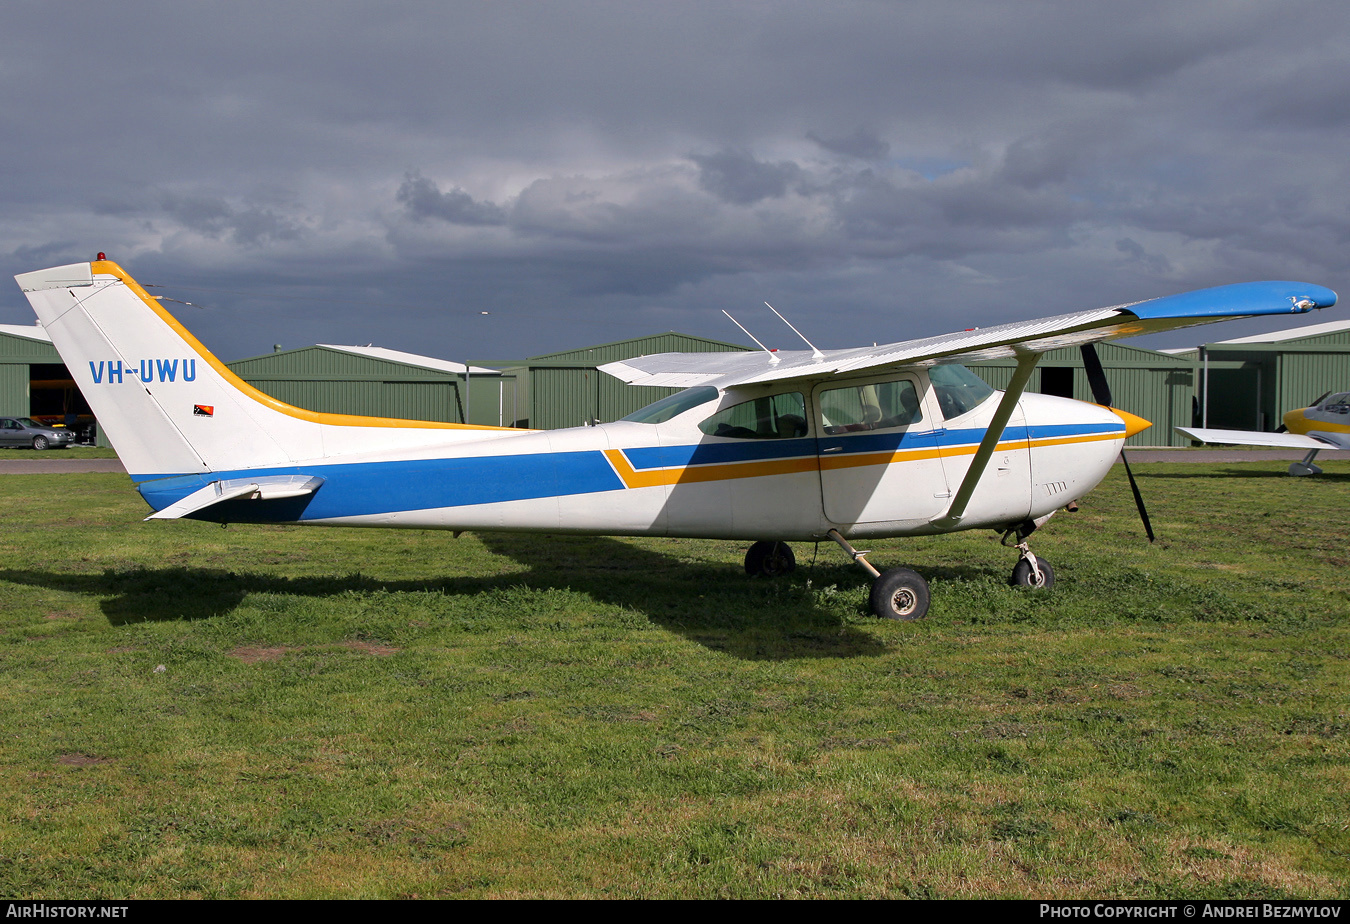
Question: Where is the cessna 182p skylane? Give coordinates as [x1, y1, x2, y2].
[16, 261, 1337, 620]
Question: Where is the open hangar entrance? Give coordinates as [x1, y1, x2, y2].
[0, 325, 96, 442]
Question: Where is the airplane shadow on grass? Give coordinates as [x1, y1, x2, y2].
[0, 534, 940, 661]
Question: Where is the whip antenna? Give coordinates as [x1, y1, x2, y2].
[722, 310, 780, 363]
[765, 302, 824, 360]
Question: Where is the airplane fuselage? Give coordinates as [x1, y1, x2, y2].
[134, 372, 1129, 542]
[1283, 391, 1350, 439]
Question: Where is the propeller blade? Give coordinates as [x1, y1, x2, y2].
[1081, 343, 1153, 541]
[1080, 343, 1112, 408]
[1120, 451, 1156, 542]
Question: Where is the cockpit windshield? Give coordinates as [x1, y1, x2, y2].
[929, 364, 995, 420]
[620, 386, 720, 424]
[1319, 393, 1350, 414]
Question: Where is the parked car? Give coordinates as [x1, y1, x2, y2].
[0, 417, 74, 450]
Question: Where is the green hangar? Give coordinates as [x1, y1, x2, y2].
[1172, 319, 1350, 432]
[225, 344, 515, 427]
[491, 333, 750, 431]
[3, 319, 1347, 447]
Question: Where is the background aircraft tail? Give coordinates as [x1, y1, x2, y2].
[17, 260, 515, 480]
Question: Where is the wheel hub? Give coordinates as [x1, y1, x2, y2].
[891, 589, 916, 616]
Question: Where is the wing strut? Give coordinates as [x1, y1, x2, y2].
[931, 352, 1042, 530]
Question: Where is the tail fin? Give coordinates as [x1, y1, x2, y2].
[17, 261, 515, 480]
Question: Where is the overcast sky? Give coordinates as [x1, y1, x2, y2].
[2, 1, 1348, 363]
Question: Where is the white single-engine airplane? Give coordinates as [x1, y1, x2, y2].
[15, 261, 1337, 620]
[1178, 393, 1350, 476]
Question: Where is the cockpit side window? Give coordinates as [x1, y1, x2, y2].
[929, 364, 995, 420]
[819, 379, 922, 434]
[621, 386, 720, 424]
[698, 392, 808, 439]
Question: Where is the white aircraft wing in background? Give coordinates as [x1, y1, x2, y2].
[1174, 428, 1350, 450]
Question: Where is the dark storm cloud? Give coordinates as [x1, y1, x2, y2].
[688, 150, 802, 205]
[396, 173, 508, 226]
[157, 193, 308, 246]
[1, 0, 1349, 361]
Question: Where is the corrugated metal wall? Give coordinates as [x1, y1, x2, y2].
[0, 333, 59, 418]
[1277, 351, 1350, 418]
[228, 346, 479, 424]
[532, 333, 747, 364]
[526, 333, 748, 429]
[242, 379, 460, 422]
[231, 348, 440, 379]
[1200, 328, 1350, 430]
[0, 364, 28, 417]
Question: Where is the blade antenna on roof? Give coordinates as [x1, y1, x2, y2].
[722, 310, 780, 364]
[765, 302, 824, 360]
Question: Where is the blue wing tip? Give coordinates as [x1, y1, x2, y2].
[1129, 281, 1337, 320]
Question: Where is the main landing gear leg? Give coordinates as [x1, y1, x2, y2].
[1289, 449, 1322, 477]
[826, 529, 931, 621]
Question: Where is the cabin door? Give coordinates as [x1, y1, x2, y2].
[814, 375, 951, 526]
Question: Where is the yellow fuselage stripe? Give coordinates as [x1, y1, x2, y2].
[604, 429, 1123, 489]
[603, 449, 820, 487]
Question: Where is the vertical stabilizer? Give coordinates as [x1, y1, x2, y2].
[17, 261, 521, 480]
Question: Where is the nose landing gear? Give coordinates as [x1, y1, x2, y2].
[1002, 521, 1054, 589]
[1009, 548, 1054, 588]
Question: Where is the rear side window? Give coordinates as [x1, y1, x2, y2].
[699, 392, 807, 439]
[819, 380, 922, 434]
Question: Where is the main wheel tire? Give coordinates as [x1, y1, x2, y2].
[1010, 556, 1055, 589]
[869, 567, 930, 620]
[744, 541, 796, 577]
[31, 435, 48, 451]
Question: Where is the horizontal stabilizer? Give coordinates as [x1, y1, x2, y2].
[146, 475, 324, 520]
[1174, 427, 1350, 450]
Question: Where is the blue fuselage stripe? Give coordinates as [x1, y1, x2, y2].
[134, 420, 1125, 520]
[137, 451, 625, 520]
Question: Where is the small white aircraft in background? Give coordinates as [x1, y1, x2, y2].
[1178, 393, 1350, 476]
[16, 260, 1337, 619]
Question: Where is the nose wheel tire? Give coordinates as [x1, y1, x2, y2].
[869, 567, 930, 620]
[744, 541, 796, 577]
[1010, 556, 1055, 589]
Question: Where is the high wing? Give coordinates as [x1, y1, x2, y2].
[1175, 427, 1350, 451]
[600, 281, 1338, 388]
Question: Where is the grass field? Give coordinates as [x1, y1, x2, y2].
[0, 446, 119, 458]
[0, 462, 1346, 898]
